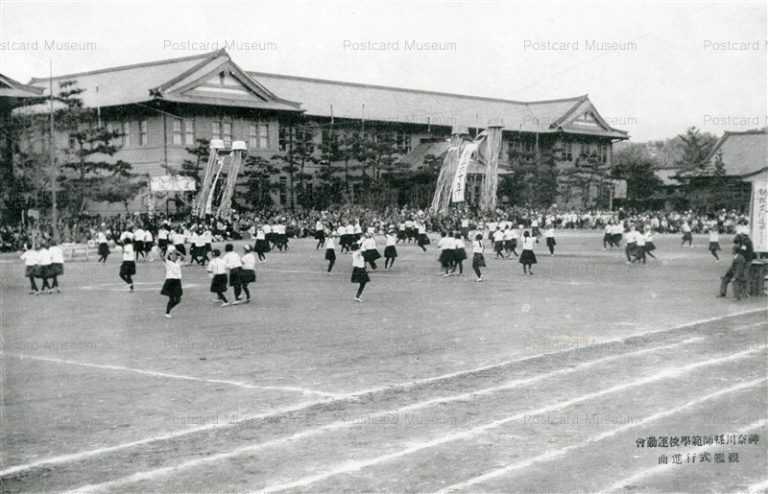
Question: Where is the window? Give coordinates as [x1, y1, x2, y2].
[122, 122, 131, 147]
[222, 121, 232, 146]
[395, 131, 411, 154]
[249, 124, 258, 149]
[212, 121, 221, 141]
[184, 119, 195, 146]
[523, 141, 534, 153]
[279, 125, 290, 152]
[259, 123, 269, 149]
[139, 120, 148, 146]
[172, 118, 182, 145]
[562, 140, 573, 161]
[599, 143, 608, 163]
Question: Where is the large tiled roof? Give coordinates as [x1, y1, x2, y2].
[248, 70, 628, 138]
[0, 73, 44, 99]
[703, 129, 768, 178]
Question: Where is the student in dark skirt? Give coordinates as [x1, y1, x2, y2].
[207, 249, 230, 306]
[417, 222, 430, 252]
[222, 243, 244, 304]
[240, 245, 257, 303]
[471, 233, 486, 282]
[119, 242, 137, 292]
[49, 242, 64, 293]
[314, 220, 326, 250]
[96, 229, 110, 263]
[519, 230, 537, 275]
[544, 224, 556, 255]
[350, 242, 370, 302]
[452, 232, 467, 275]
[361, 233, 381, 270]
[708, 227, 721, 262]
[161, 249, 184, 318]
[384, 229, 398, 270]
[438, 231, 455, 277]
[21, 243, 39, 294]
[324, 233, 337, 272]
[643, 228, 657, 260]
[254, 226, 269, 262]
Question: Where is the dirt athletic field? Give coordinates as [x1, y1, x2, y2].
[1, 231, 766, 494]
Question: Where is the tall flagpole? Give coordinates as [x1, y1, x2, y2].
[49, 59, 58, 243]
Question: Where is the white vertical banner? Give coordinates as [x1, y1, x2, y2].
[451, 142, 478, 203]
[749, 172, 768, 252]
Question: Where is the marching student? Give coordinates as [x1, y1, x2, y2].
[222, 243, 244, 304]
[438, 231, 455, 277]
[452, 232, 466, 275]
[644, 227, 657, 260]
[37, 242, 53, 293]
[350, 241, 370, 302]
[239, 245, 257, 303]
[472, 233, 486, 282]
[681, 221, 693, 247]
[324, 232, 337, 272]
[160, 248, 184, 318]
[708, 227, 721, 262]
[361, 232, 381, 270]
[96, 228, 110, 263]
[519, 230, 537, 275]
[493, 227, 505, 259]
[207, 249, 229, 306]
[49, 240, 64, 293]
[254, 226, 269, 262]
[21, 242, 39, 294]
[119, 241, 137, 292]
[544, 223, 557, 256]
[384, 229, 398, 270]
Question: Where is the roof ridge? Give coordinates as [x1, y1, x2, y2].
[246, 70, 586, 106]
[28, 49, 224, 84]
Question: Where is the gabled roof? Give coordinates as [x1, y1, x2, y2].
[701, 129, 768, 178]
[26, 49, 302, 113]
[0, 73, 44, 99]
[247, 71, 628, 139]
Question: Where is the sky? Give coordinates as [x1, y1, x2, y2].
[1, 0, 766, 141]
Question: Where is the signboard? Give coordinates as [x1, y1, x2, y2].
[612, 179, 628, 199]
[748, 171, 768, 252]
[150, 175, 196, 193]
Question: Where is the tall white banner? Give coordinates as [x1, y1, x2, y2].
[749, 171, 768, 252]
[451, 142, 478, 203]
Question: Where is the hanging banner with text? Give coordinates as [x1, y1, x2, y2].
[749, 172, 768, 252]
[451, 142, 478, 203]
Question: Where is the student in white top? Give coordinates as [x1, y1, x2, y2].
[119, 242, 137, 291]
[239, 245, 257, 303]
[143, 229, 155, 261]
[315, 220, 326, 250]
[222, 243, 244, 304]
[21, 244, 39, 294]
[134, 227, 146, 260]
[384, 229, 398, 270]
[96, 230, 110, 263]
[493, 228, 505, 258]
[172, 229, 187, 256]
[708, 227, 721, 262]
[350, 241, 370, 302]
[519, 231, 538, 275]
[157, 225, 170, 254]
[37, 243, 53, 293]
[160, 248, 185, 318]
[544, 224, 556, 256]
[438, 231, 456, 276]
[452, 232, 467, 275]
[324, 233, 337, 273]
[207, 249, 229, 306]
[643, 228, 657, 261]
[471, 233, 486, 282]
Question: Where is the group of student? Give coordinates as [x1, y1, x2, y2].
[20, 241, 65, 294]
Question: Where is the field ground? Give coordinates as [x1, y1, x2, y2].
[1, 231, 766, 494]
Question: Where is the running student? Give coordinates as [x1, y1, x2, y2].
[37, 242, 53, 293]
[222, 243, 244, 304]
[361, 232, 381, 270]
[438, 231, 455, 277]
[239, 245, 256, 303]
[681, 221, 693, 247]
[160, 248, 184, 318]
[643, 227, 657, 260]
[49, 241, 64, 293]
[384, 229, 398, 270]
[519, 230, 537, 275]
[493, 227, 505, 259]
[254, 226, 269, 262]
[21, 243, 39, 294]
[472, 233, 486, 282]
[350, 242, 370, 302]
[544, 223, 556, 255]
[207, 249, 229, 306]
[96, 229, 110, 263]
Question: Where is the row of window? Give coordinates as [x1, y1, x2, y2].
[508, 140, 609, 163]
[106, 118, 272, 150]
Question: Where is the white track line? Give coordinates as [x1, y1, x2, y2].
[600, 418, 768, 494]
[1, 354, 338, 398]
[55, 336, 707, 493]
[252, 348, 766, 494]
[2, 310, 763, 480]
